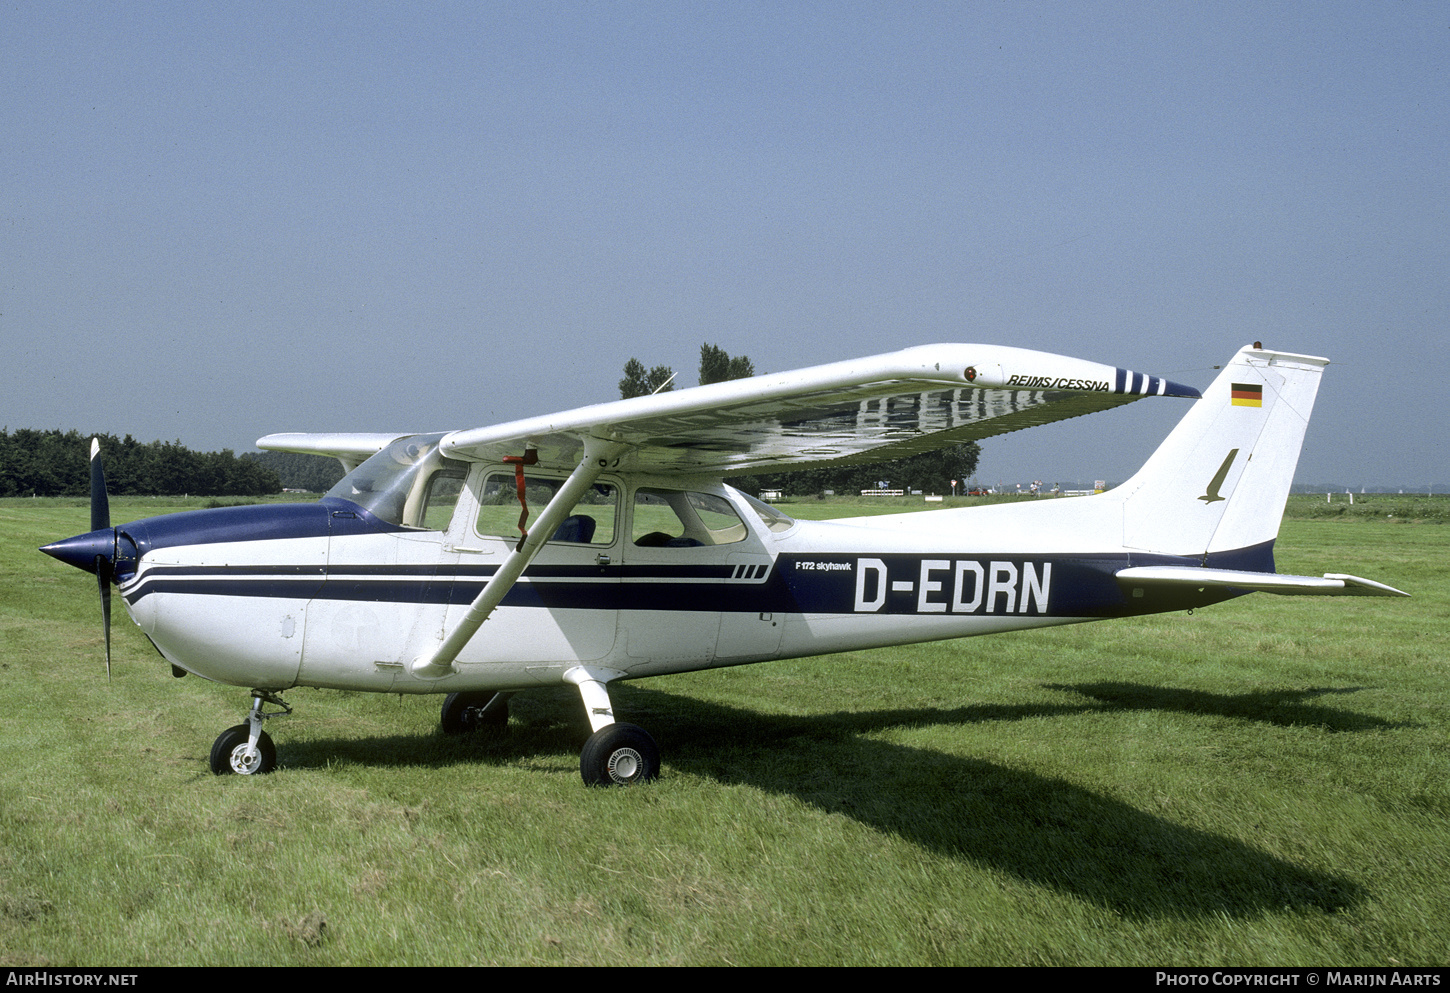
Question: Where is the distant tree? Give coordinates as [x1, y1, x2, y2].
[699, 343, 754, 386]
[698, 344, 729, 386]
[619, 358, 676, 399]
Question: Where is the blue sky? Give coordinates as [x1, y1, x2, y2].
[3, 2, 1445, 487]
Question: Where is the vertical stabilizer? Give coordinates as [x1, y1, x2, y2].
[1115, 345, 1327, 564]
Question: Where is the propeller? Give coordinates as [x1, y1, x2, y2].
[89, 438, 113, 681]
[39, 438, 117, 680]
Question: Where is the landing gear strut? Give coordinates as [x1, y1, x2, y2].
[580, 723, 660, 786]
[210, 690, 290, 775]
[566, 666, 660, 787]
[440, 691, 512, 734]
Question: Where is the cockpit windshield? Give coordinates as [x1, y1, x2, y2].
[325, 433, 468, 528]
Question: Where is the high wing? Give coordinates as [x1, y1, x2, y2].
[255, 432, 420, 472]
[434, 344, 1200, 475]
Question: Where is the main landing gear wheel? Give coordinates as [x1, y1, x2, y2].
[580, 723, 660, 787]
[210, 724, 277, 776]
[440, 692, 509, 735]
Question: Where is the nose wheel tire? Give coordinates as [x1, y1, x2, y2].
[580, 723, 659, 786]
[210, 724, 277, 775]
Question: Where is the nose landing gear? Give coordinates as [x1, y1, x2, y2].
[210, 690, 291, 775]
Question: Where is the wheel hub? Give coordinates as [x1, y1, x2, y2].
[607, 747, 642, 783]
[229, 744, 263, 774]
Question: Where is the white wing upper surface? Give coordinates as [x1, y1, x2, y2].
[259, 344, 1200, 476]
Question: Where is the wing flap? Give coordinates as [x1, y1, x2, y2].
[1116, 565, 1409, 597]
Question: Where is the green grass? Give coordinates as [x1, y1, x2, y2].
[1, 497, 1445, 965]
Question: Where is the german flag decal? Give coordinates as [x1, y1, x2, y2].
[1231, 383, 1263, 407]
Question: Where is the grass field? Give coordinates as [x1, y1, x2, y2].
[1, 495, 1445, 965]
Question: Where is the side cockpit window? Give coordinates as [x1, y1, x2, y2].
[632, 489, 747, 547]
[476, 473, 618, 545]
[415, 470, 466, 530]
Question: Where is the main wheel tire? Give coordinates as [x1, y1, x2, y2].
[579, 723, 660, 786]
[440, 692, 508, 735]
[209, 724, 277, 776]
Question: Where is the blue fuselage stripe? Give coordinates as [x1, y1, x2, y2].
[123, 545, 1272, 618]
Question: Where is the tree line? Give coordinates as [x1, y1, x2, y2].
[242, 450, 345, 492]
[0, 428, 282, 497]
[731, 442, 980, 499]
[5, 339, 985, 499]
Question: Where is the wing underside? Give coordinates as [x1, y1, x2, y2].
[254, 432, 415, 472]
[438, 343, 1200, 475]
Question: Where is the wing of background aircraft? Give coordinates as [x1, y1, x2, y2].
[423, 344, 1200, 475]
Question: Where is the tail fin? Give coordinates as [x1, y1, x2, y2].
[1114, 345, 1327, 566]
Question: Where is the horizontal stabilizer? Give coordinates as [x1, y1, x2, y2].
[1116, 566, 1408, 597]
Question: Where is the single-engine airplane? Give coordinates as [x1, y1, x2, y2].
[42, 343, 1406, 785]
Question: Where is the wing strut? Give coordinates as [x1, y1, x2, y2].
[409, 437, 628, 679]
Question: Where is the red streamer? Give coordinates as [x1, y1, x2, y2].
[502, 450, 539, 550]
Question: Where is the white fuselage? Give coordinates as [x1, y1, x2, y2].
[117, 475, 1219, 695]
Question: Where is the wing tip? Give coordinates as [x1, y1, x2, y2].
[1111, 369, 1202, 399]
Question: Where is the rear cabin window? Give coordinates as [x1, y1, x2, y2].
[476, 473, 618, 545]
[632, 489, 748, 547]
[740, 490, 796, 533]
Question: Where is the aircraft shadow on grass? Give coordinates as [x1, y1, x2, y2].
[275, 680, 1375, 920]
[1045, 682, 1413, 733]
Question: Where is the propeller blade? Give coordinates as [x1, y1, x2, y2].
[90, 437, 110, 533]
[39, 439, 121, 680]
[97, 558, 112, 682]
[90, 438, 113, 681]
